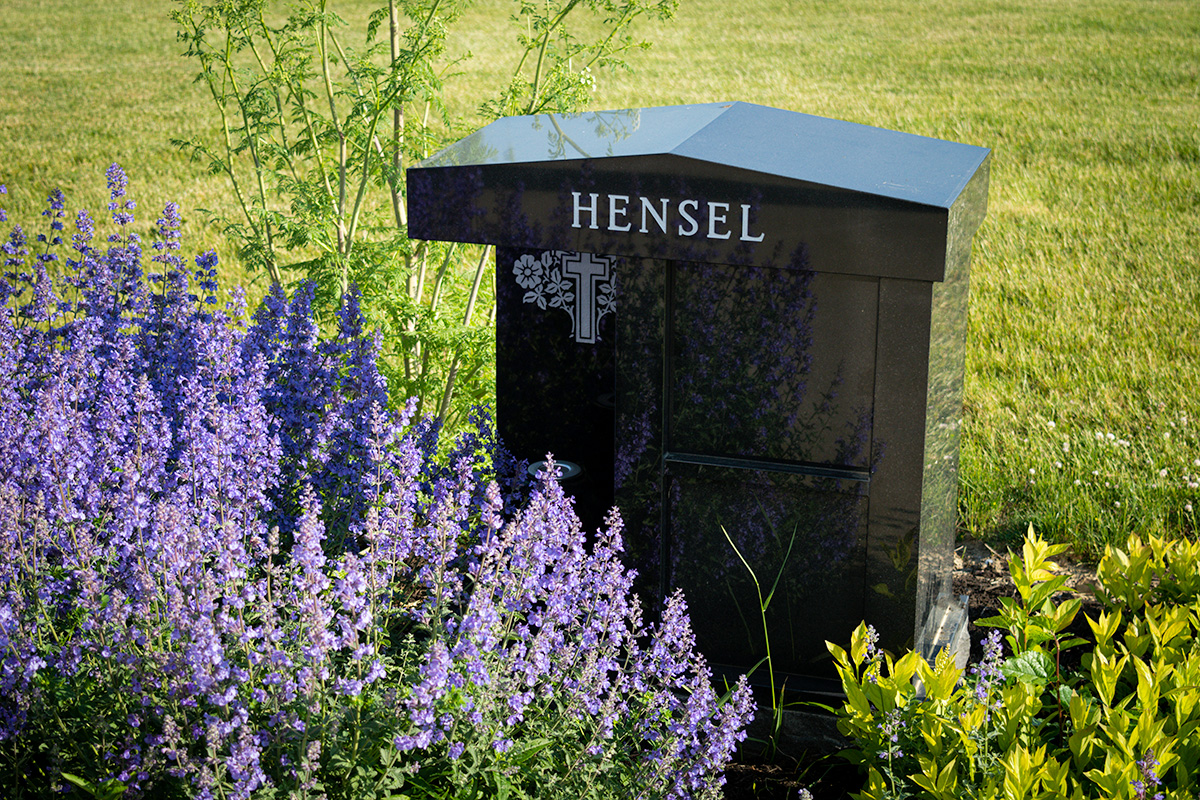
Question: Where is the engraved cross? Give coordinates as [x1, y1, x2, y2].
[561, 252, 611, 344]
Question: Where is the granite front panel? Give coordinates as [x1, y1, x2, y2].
[665, 462, 869, 678]
[613, 255, 884, 683]
[668, 262, 877, 469]
[496, 246, 616, 533]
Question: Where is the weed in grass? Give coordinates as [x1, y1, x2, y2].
[963, 406, 1200, 555]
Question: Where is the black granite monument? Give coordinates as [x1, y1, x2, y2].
[408, 102, 990, 692]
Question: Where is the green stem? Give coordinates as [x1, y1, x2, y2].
[526, 0, 583, 114]
[463, 245, 492, 326]
[584, 5, 638, 70]
[722, 525, 776, 710]
[317, 1, 348, 284]
[344, 110, 385, 256]
[426, 242, 458, 312]
[327, 26, 398, 201]
[190, 24, 268, 275]
[262, 9, 336, 204]
[390, 0, 405, 228]
[436, 243, 488, 421]
[222, 27, 282, 285]
[245, 22, 300, 185]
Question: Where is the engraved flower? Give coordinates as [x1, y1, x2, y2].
[596, 282, 616, 316]
[545, 268, 574, 309]
[513, 254, 544, 289]
[523, 285, 548, 310]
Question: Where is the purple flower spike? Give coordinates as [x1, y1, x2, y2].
[106, 163, 135, 226]
[3, 224, 26, 269]
[106, 162, 127, 199]
[1132, 748, 1165, 800]
[42, 188, 66, 234]
[969, 629, 1005, 712]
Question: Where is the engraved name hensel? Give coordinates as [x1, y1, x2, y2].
[570, 192, 766, 243]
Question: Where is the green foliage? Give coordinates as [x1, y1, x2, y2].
[482, 0, 679, 119]
[975, 527, 1088, 659]
[169, 0, 676, 427]
[60, 775, 129, 800]
[1095, 532, 1200, 612]
[831, 528, 1200, 799]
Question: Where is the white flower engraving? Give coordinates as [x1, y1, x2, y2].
[513, 254, 544, 289]
[513, 251, 616, 343]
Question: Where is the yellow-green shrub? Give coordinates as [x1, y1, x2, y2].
[831, 529, 1200, 799]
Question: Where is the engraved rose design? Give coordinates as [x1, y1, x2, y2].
[545, 268, 574, 309]
[513, 253, 544, 289]
[597, 281, 616, 316]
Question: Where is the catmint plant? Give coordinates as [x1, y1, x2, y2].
[969, 629, 1004, 711]
[1132, 748, 1165, 800]
[0, 169, 753, 800]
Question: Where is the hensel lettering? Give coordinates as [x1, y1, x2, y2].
[677, 199, 700, 237]
[571, 191, 765, 243]
[608, 194, 631, 232]
[573, 192, 600, 229]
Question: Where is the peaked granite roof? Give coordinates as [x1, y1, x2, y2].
[419, 102, 989, 210]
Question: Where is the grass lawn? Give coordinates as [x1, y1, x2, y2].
[2, 0, 1198, 556]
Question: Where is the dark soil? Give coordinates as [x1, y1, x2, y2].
[951, 538, 1102, 677]
[720, 538, 1102, 799]
[723, 753, 861, 800]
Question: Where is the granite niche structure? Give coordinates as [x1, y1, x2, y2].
[408, 102, 990, 694]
